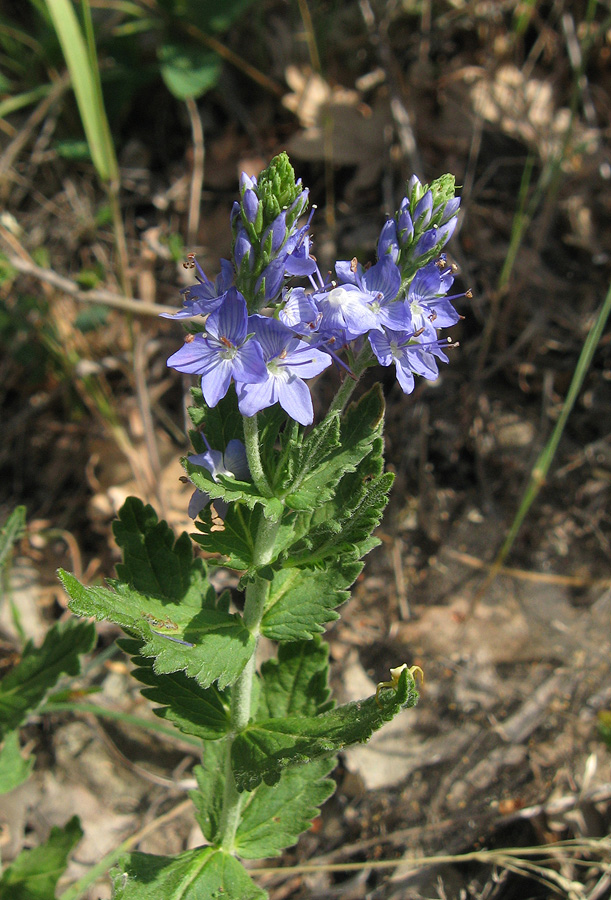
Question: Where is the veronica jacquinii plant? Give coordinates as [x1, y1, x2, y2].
[59, 153, 465, 899]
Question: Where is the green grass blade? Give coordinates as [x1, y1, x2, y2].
[0, 84, 53, 119]
[494, 276, 611, 570]
[39, 701, 203, 747]
[42, 0, 118, 183]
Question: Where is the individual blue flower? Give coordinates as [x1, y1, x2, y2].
[279, 287, 321, 334]
[310, 283, 378, 344]
[369, 327, 451, 394]
[407, 261, 461, 333]
[166, 288, 266, 408]
[335, 257, 409, 332]
[187, 437, 249, 519]
[161, 257, 233, 320]
[236, 316, 332, 425]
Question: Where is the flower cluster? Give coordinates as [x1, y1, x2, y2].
[166, 154, 466, 426]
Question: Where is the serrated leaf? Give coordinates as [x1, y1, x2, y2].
[257, 637, 332, 719]
[232, 666, 419, 791]
[112, 846, 266, 900]
[113, 497, 210, 605]
[0, 731, 33, 793]
[186, 460, 283, 522]
[192, 503, 260, 570]
[190, 742, 227, 843]
[0, 619, 95, 740]
[235, 756, 336, 858]
[188, 387, 244, 448]
[119, 639, 230, 741]
[60, 570, 255, 691]
[284, 385, 385, 510]
[261, 559, 362, 642]
[0, 814, 82, 899]
[284, 469, 394, 569]
[282, 413, 340, 503]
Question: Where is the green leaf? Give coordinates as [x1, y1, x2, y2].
[284, 386, 385, 511]
[284, 468, 394, 570]
[0, 619, 95, 740]
[112, 846, 266, 900]
[119, 639, 230, 741]
[257, 638, 332, 719]
[191, 641, 334, 851]
[188, 387, 244, 449]
[60, 498, 255, 690]
[235, 756, 335, 859]
[0, 506, 26, 573]
[0, 731, 34, 794]
[192, 502, 261, 570]
[159, 43, 221, 100]
[261, 559, 362, 642]
[59, 571, 255, 691]
[232, 666, 419, 791]
[0, 814, 83, 900]
[282, 413, 340, 503]
[190, 743, 226, 844]
[112, 497, 211, 604]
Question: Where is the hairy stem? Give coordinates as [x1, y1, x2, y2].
[243, 413, 273, 496]
[326, 342, 374, 417]
[217, 501, 281, 852]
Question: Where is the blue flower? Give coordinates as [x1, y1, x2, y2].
[369, 327, 452, 394]
[187, 437, 249, 519]
[310, 283, 378, 344]
[279, 287, 321, 334]
[335, 257, 410, 332]
[166, 288, 266, 407]
[407, 260, 461, 333]
[236, 316, 331, 425]
[161, 257, 233, 320]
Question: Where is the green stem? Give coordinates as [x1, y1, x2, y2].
[216, 508, 281, 852]
[327, 342, 374, 417]
[243, 413, 273, 496]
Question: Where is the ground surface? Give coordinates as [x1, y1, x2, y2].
[1, 1, 611, 898]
